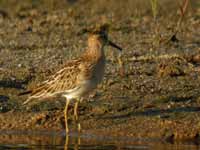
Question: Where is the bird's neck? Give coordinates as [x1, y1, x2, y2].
[84, 41, 105, 61]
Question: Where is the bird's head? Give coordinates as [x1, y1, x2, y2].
[87, 24, 122, 51]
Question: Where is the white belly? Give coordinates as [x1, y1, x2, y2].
[63, 80, 97, 100]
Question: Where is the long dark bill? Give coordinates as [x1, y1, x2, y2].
[108, 40, 122, 51]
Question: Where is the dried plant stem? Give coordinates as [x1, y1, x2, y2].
[166, 0, 190, 43]
[150, 0, 158, 20]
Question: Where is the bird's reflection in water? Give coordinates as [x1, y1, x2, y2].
[64, 134, 81, 150]
[0, 130, 82, 149]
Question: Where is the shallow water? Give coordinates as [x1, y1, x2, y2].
[0, 130, 199, 150]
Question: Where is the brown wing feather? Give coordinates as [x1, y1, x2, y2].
[23, 59, 82, 104]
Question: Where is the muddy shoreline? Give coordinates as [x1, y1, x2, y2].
[0, 0, 200, 142]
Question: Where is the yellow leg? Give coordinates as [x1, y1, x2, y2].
[74, 101, 79, 121]
[74, 99, 81, 132]
[64, 99, 70, 134]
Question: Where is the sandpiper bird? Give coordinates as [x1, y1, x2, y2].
[19, 25, 122, 134]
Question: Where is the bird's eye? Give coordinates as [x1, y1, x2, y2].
[100, 33, 107, 40]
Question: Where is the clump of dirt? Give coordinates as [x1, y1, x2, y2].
[157, 59, 186, 77]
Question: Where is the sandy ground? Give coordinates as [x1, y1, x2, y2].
[0, 0, 200, 142]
